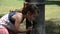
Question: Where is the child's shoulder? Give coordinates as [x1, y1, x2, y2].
[16, 12, 22, 16]
[12, 12, 23, 20]
[15, 12, 23, 18]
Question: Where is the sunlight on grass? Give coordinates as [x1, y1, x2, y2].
[45, 5, 60, 20]
[0, 0, 24, 15]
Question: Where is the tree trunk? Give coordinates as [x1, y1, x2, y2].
[25, 0, 45, 34]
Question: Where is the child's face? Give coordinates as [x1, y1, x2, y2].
[27, 14, 35, 21]
[26, 11, 39, 21]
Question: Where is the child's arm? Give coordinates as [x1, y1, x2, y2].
[12, 13, 32, 33]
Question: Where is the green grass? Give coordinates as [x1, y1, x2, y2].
[45, 5, 60, 20]
[0, 0, 24, 15]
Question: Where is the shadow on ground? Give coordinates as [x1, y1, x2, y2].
[45, 18, 60, 34]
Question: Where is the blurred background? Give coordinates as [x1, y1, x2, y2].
[0, 0, 60, 34]
[0, 0, 24, 17]
[45, 0, 60, 34]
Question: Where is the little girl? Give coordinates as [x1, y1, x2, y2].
[0, 2, 39, 34]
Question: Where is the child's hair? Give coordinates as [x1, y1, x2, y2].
[10, 2, 39, 15]
[22, 3, 39, 15]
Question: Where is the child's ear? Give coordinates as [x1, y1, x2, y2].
[24, 2, 29, 8]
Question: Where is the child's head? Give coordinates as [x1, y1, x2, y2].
[22, 3, 39, 21]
